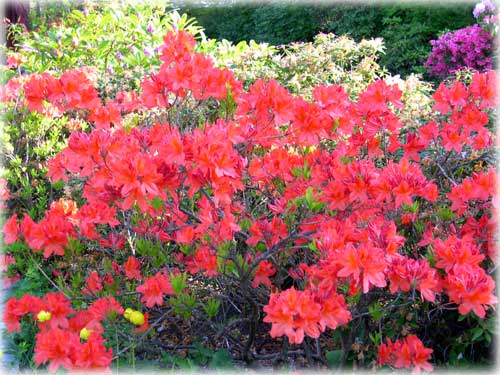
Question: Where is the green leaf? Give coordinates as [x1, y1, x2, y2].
[151, 196, 163, 210]
[202, 298, 220, 319]
[368, 302, 383, 321]
[471, 327, 484, 342]
[209, 349, 234, 369]
[170, 272, 188, 295]
[438, 205, 454, 221]
[325, 350, 343, 368]
[457, 314, 467, 322]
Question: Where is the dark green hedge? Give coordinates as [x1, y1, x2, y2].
[171, 2, 323, 46]
[171, 2, 474, 78]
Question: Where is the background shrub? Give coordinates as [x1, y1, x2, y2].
[173, 1, 475, 78]
[320, 3, 474, 78]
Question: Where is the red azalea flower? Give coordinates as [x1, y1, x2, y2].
[136, 272, 174, 308]
[124, 256, 142, 280]
[34, 327, 80, 373]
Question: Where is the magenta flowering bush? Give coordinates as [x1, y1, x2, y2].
[424, 24, 493, 78]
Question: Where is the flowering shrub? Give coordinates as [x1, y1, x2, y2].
[1, 29, 497, 372]
[424, 1, 496, 79]
[424, 25, 493, 79]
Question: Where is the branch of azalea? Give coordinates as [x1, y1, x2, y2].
[315, 338, 321, 358]
[303, 337, 313, 365]
[112, 307, 173, 360]
[163, 200, 191, 224]
[178, 205, 202, 224]
[281, 336, 289, 362]
[200, 187, 225, 219]
[451, 150, 491, 172]
[27, 252, 70, 299]
[150, 340, 195, 351]
[350, 294, 414, 320]
[214, 280, 243, 314]
[214, 318, 250, 341]
[427, 302, 457, 316]
[488, 263, 498, 274]
[251, 349, 304, 360]
[69, 291, 141, 301]
[248, 230, 316, 272]
[188, 301, 246, 353]
[243, 184, 276, 203]
[435, 159, 458, 186]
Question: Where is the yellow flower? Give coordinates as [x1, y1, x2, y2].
[37, 310, 52, 322]
[80, 327, 92, 341]
[123, 308, 145, 326]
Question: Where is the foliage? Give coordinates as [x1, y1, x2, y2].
[4, 1, 203, 91]
[1, 26, 497, 373]
[176, 1, 475, 78]
[172, 1, 323, 46]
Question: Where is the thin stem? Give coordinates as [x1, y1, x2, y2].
[112, 308, 173, 360]
[28, 252, 70, 298]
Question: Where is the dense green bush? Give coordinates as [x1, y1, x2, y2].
[172, 1, 324, 46]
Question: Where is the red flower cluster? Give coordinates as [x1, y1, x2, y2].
[378, 335, 433, 373]
[448, 168, 496, 214]
[387, 254, 441, 302]
[432, 74, 496, 152]
[263, 287, 351, 344]
[3, 293, 119, 372]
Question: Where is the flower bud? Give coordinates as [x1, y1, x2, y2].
[129, 311, 145, 326]
[123, 307, 133, 320]
[80, 327, 92, 340]
[123, 308, 145, 326]
[143, 47, 154, 58]
[37, 310, 52, 322]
